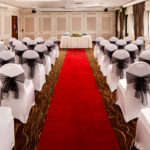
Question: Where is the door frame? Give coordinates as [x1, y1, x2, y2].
[12, 16, 18, 39]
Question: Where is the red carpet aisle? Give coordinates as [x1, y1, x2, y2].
[37, 49, 120, 150]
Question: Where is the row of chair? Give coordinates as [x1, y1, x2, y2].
[0, 37, 59, 150]
[94, 36, 150, 150]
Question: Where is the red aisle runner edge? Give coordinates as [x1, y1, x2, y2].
[37, 49, 120, 150]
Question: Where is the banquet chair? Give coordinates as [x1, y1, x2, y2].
[35, 37, 44, 44]
[23, 37, 31, 46]
[134, 39, 144, 55]
[124, 44, 138, 64]
[0, 41, 4, 45]
[0, 50, 15, 67]
[34, 44, 51, 75]
[49, 38, 59, 58]
[14, 44, 28, 64]
[109, 37, 118, 44]
[116, 62, 150, 122]
[0, 107, 15, 150]
[139, 50, 150, 65]
[124, 37, 132, 44]
[22, 50, 46, 91]
[106, 50, 130, 92]
[9, 38, 17, 48]
[116, 39, 127, 49]
[145, 44, 150, 50]
[0, 63, 35, 123]
[45, 40, 56, 65]
[12, 40, 22, 51]
[135, 108, 150, 150]
[101, 43, 118, 76]
[97, 40, 109, 66]
[137, 36, 145, 47]
[27, 40, 37, 50]
[0, 44, 8, 51]
[94, 37, 104, 58]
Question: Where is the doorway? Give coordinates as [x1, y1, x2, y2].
[12, 16, 18, 39]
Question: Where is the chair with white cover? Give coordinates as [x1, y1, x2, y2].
[106, 50, 130, 92]
[134, 39, 144, 55]
[45, 40, 56, 65]
[145, 44, 150, 50]
[34, 44, 51, 75]
[0, 50, 15, 67]
[124, 37, 132, 44]
[0, 63, 35, 123]
[35, 37, 44, 44]
[137, 36, 145, 44]
[116, 39, 127, 49]
[0, 44, 8, 51]
[116, 62, 150, 122]
[97, 40, 109, 66]
[23, 37, 31, 46]
[124, 44, 138, 64]
[94, 37, 104, 58]
[14, 44, 28, 64]
[27, 40, 37, 50]
[0, 41, 4, 45]
[0, 107, 15, 150]
[9, 38, 17, 48]
[12, 40, 22, 51]
[101, 44, 118, 76]
[135, 108, 150, 150]
[109, 37, 118, 44]
[139, 50, 150, 65]
[22, 50, 46, 91]
[49, 38, 59, 58]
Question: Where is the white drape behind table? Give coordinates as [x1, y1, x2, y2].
[60, 36, 92, 48]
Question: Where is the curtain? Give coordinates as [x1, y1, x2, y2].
[115, 10, 119, 38]
[120, 8, 126, 39]
[133, 2, 145, 39]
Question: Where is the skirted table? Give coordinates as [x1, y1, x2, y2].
[60, 35, 92, 49]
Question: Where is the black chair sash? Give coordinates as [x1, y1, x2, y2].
[37, 51, 47, 64]
[110, 41, 116, 44]
[37, 41, 44, 45]
[23, 58, 40, 78]
[23, 41, 27, 46]
[127, 72, 150, 105]
[118, 45, 125, 49]
[0, 58, 15, 66]
[47, 44, 56, 53]
[28, 44, 36, 50]
[96, 41, 100, 46]
[104, 49, 115, 63]
[15, 51, 25, 64]
[127, 41, 131, 44]
[139, 57, 150, 65]
[54, 41, 58, 44]
[99, 45, 105, 52]
[112, 57, 130, 79]
[137, 44, 143, 54]
[128, 51, 137, 63]
[0, 73, 25, 102]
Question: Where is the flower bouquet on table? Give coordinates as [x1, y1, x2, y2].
[71, 33, 82, 37]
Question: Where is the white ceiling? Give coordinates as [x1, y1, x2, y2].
[0, 0, 146, 11]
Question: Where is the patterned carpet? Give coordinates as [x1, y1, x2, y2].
[13, 47, 138, 150]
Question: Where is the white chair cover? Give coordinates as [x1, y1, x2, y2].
[22, 50, 46, 91]
[135, 108, 150, 150]
[116, 39, 127, 49]
[23, 37, 31, 46]
[49, 38, 59, 58]
[145, 44, 150, 50]
[139, 50, 150, 65]
[124, 43, 138, 63]
[137, 36, 145, 43]
[97, 40, 109, 66]
[9, 38, 17, 46]
[134, 39, 144, 54]
[109, 37, 118, 44]
[0, 63, 35, 123]
[27, 40, 37, 50]
[45, 40, 56, 65]
[0, 107, 15, 150]
[116, 62, 150, 122]
[106, 50, 130, 92]
[101, 44, 117, 76]
[0, 41, 4, 45]
[35, 37, 44, 44]
[34, 44, 51, 75]
[124, 37, 132, 44]
[15, 44, 28, 64]
[94, 37, 104, 58]
[0, 44, 8, 51]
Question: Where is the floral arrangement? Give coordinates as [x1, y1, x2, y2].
[71, 33, 82, 37]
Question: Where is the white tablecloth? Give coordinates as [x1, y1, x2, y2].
[60, 35, 92, 48]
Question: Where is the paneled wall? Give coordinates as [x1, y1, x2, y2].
[0, 5, 22, 44]
[22, 11, 115, 41]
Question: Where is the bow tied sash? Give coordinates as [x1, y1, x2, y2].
[99, 45, 105, 52]
[118, 45, 125, 49]
[37, 51, 48, 64]
[104, 49, 115, 63]
[127, 72, 150, 105]
[0, 58, 15, 66]
[16, 51, 25, 64]
[47, 44, 56, 53]
[0, 73, 25, 103]
[112, 57, 129, 79]
[128, 51, 137, 63]
[137, 44, 143, 54]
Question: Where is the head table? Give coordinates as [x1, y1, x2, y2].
[60, 35, 92, 49]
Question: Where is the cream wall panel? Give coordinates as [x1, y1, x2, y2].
[0, 15, 2, 36]
[4, 16, 11, 35]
